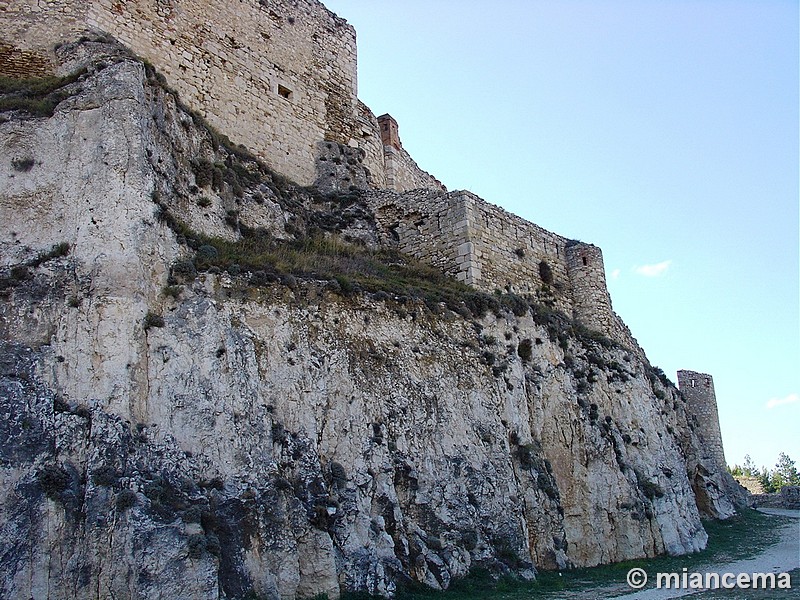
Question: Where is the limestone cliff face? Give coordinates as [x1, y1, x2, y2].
[0, 42, 738, 599]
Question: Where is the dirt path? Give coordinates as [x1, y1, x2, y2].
[609, 510, 799, 599]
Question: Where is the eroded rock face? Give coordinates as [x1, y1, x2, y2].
[0, 42, 739, 599]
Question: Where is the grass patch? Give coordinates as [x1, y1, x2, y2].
[0, 69, 87, 117]
[159, 208, 526, 318]
[28, 242, 70, 267]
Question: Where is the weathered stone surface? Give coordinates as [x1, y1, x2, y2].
[0, 43, 742, 600]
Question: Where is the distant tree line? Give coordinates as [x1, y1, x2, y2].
[729, 453, 800, 493]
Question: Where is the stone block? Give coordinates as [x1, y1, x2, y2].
[457, 241, 474, 257]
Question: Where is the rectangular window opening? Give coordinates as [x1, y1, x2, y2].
[277, 84, 293, 100]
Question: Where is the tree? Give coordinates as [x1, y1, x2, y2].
[758, 467, 776, 494]
[742, 454, 758, 477]
[772, 453, 800, 491]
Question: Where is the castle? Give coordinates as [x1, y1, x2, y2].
[1, 0, 726, 464]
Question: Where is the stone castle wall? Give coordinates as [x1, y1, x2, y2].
[0, 1, 449, 193]
[1, 0, 389, 187]
[464, 193, 569, 294]
[0, 1, 91, 77]
[357, 102, 388, 189]
[2, 0, 731, 527]
[3, 0, 645, 349]
[377, 114, 445, 193]
[86, 0, 371, 186]
[367, 189, 468, 279]
[367, 189, 618, 339]
[677, 370, 727, 470]
[383, 145, 446, 193]
[565, 243, 613, 334]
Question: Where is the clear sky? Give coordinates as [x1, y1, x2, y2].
[323, 0, 799, 472]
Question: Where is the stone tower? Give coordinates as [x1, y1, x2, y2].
[565, 242, 613, 336]
[677, 370, 727, 470]
[378, 114, 401, 150]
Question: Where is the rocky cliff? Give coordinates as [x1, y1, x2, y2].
[0, 41, 741, 600]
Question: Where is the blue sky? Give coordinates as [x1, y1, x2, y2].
[323, 0, 799, 471]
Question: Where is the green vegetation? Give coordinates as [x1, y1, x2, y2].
[29, 242, 70, 268]
[517, 339, 533, 362]
[538, 260, 554, 285]
[115, 489, 138, 511]
[143, 311, 165, 329]
[730, 452, 800, 493]
[159, 203, 533, 318]
[0, 241, 72, 294]
[37, 464, 71, 501]
[11, 157, 35, 172]
[646, 365, 674, 388]
[0, 69, 87, 117]
[143, 58, 619, 345]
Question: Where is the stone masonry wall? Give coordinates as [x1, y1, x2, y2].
[356, 102, 388, 189]
[378, 114, 446, 193]
[86, 0, 360, 186]
[463, 193, 569, 293]
[565, 243, 614, 335]
[0, 1, 91, 77]
[0, 0, 383, 187]
[368, 189, 618, 340]
[367, 189, 467, 278]
[3, 0, 617, 345]
[383, 145, 446, 193]
[462, 196, 616, 335]
[677, 370, 727, 471]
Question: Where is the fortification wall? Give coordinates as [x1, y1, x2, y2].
[462, 193, 569, 293]
[367, 189, 468, 279]
[383, 146, 446, 193]
[465, 198, 616, 334]
[0, 3, 446, 193]
[356, 102, 388, 189]
[677, 370, 727, 470]
[565, 243, 614, 334]
[5, 0, 618, 344]
[87, 0, 360, 185]
[378, 114, 445, 193]
[0, 1, 91, 77]
[0, 0, 381, 187]
[368, 189, 618, 340]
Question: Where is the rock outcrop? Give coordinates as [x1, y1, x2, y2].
[0, 41, 741, 599]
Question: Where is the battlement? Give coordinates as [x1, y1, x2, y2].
[678, 370, 727, 470]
